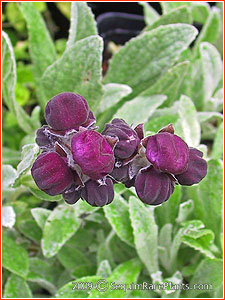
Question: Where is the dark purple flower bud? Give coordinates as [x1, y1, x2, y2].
[134, 123, 144, 140]
[158, 123, 175, 134]
[102, 118, 140, 159]
[71, 130, 115, 180]
[146, 132, 189, 175]
[81, 178, 114, 207]
[63, 184, 81, 204]
[176, 148, 207, 186]
[110, 164, 134, 187]
[135, 168, 174, 205]
[31, 152, 74, 196]
[45, 92, 90, 131]
[36, 126, 52, 148]
[110, 165, 129, 183]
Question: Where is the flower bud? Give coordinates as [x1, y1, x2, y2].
[45, 93, 90, 131]
[110, 164, 135, 187]
[36, 126, 52, 148]
[81, 178, 114, 207]
[71, 130, 115, 180]
[135, 168, 174, 205]
[146, 132, 189, 175]
[110, 165, 129, 183]
[176, 148, 207, 186]
[63, 184, 81, 204]
[102, 118, 140, 159]
[31, 152, 74, 196]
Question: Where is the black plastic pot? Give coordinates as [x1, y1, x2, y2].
[97, 12, 145, 45]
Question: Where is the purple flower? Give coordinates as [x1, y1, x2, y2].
[45, 93, 90, 131]
[176, 148, 207, 186]
[102, 119, 140, 159]
[81, 178, 114, 207]
[146, 132, 189, 175]
[63, 184, 81, 204]
[71, 130, 115, 180]
[134, 167, 174, 205]
[31, 152, 74, 195]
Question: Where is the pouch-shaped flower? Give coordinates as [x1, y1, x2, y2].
[102, 119, 140, 159]
[146, 132, 189, 175]
[176, 148, 207, 186]
[135, 167, 174, 205]
[45, 92, 90, 131]
[81, 178, 114, 207]
[31, 152, 74, 196]
[71, 130, 115, 180]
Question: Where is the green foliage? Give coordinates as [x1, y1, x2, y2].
[179, 42, 222, 111]
[97, 260, 112, 278]
[57, 245, 94, 278]
[187, 258, 223, 298]
[155, 185, 182, 228]
[145, 6, 193, 31]
[200, 42, 222, 109]
[2, 233, 29, 277]
[19, 3, 57, 109]
[160, 2, 191, 14]
[2, 32, 37, 133]
[2, 206, 16, 229]
[17, 212, 42, 243]
[41, 36, 103, 111]
[89, 258, 142, 298]
[2, 165, 17, 192]
[160, 1, 211, 25]
[31, 207, 51, 230]
[28, 187, 63, 202]
[26, 257, 62, 294]
[16, 143, 39, 181]
[129, 197, 158, 275]
[194, 7, 220, 53]
[139, 2, 159, 26]
[42, 205, 81, 257]
[188, 159, 223, 247]
[4, 274, 32, 298]
[2, 147, 21, 165]
[175, 95, 200, 147]
[6, 3, 26, 32]
[2, 2, 223, 298]
[114, 94, 167, 125]
[176, 199, 194, 224]
[66, 2, 97, 48]
[146, 61, 189, 108]
[104, 193, 134, 247]
[104, 24, 198, 98]
[212, 122, 223, 159]
[98, 83, 132, 114]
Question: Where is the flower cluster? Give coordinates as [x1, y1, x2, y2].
[31, 92, 207, 207]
